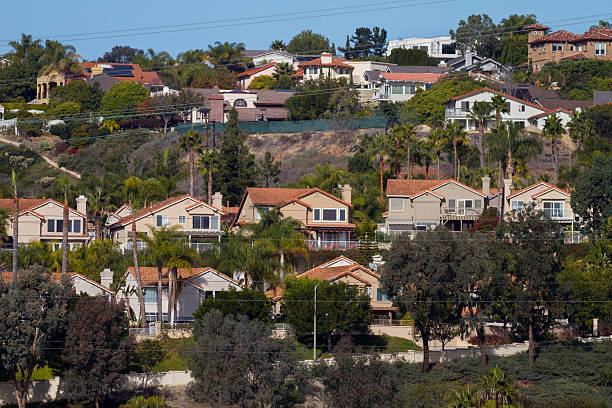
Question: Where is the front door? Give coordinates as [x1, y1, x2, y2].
[457, 200, 465, 216]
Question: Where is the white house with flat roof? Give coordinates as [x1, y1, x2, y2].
[386, 36, 459, 59]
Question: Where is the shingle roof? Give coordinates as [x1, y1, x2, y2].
[386, 179, 442, 196]
[234, 107, 288, 121]
[380, 72, 444, 82]
[85, 74, 120, 92]
[253, 90, 295, 106]
[530, 108, 574, 119]
[126, 266, 236, 286]
[536, 99, 593, 111]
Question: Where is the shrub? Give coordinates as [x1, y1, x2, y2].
[119, 396, 168, 408]
[467, 334, 512, 346]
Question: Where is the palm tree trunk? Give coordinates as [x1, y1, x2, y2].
[168, 268, 174, 324]
[12, 191, 18, 280]
[479, 122, 485, 168]
[552, 139, 558, 185]
[425, 159, 430, 180]
[62, 194, 69, 274]
[379, 158, 383, 193]
[208, 170, 213, 205]
[453, 140, 458, 180]
[157, 266, 163, 322]
[506, 149, 514, 179]
[528, 310, 535, 367]
[407, 145, 412, 180]
[395, 141, 400, 178]
[478, 326, 487, 366]
[437, 156, 440, 180]
[189, 148, 195, 196]
[131, 221, 146, 328]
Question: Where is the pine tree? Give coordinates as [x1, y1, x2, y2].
[357, 219, 378, 266]
[215, 109, 258, 204]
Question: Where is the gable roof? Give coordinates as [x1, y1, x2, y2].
[244, 187, 351, 207]
[0, 198, 46, 212]
[27, 198, 87, 218]
[299, 57, 353, 69]
[236, 62, 277, 79]
[0, 272, 112, 293]
[443, 87, 547, 111]
[380, 72, 444, 83]
[125, 266, 239, 287]
[317, 255, 358, 269]
[529, 108, 574, 119]
[506, 181, 570, 199]
[386, 179, 487, 198]
[297, 257, 380, 282]
[531, 186, 571, 199]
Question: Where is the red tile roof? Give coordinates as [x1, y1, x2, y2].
[506, 181, 570, 199]
[245, 187, 351, 207]
[299, 57, 353, 69]
[529, 26, 612, 44]
[298, 260, 380, 282]
[443, 87, 546, 111]
[236, 62, 277, 79]
[561, 53, 588, 60]
[126, 266, 237, 286]
[524, 23, 551, 31]
[291, 68, 304, 78]
[0, 199, 46, 212]
[386, 179, 442, 196]
[581, 26, 612, 41]
[380, 72, 444, 83]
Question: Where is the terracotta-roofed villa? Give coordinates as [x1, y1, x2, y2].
[299, 52, 354, 82]
[502, 180, 574, 223]
[233, 185, 356, 250]
[372, 71, 445, 103]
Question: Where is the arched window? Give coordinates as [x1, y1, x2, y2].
[233, 98, 247, 107]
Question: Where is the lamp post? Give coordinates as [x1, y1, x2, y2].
[313, 283, 320, 361]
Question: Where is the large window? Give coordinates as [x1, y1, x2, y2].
[322, 209, 337, 221]
[405, 85, 417, 94]
[595, 43, 607, 56]
[143, 288, 158, 303]
[455, 199, 473, 215]
[389, 198, 404, 211]
[543, 201, 564, 218]
[308, 67, 318, 75]
[156, 215, 169, 227]
[391, 85, 403, 94]
[192, 215, 220, 230]
[512, 201, 525, 212]
[68, 220, 81, 233]
[48, 219, 81, 233]
[313, 208, 347, 222]
[376, 288, 389, 302]
[233, 98, 247, 107]
[460, 101, 470, 111]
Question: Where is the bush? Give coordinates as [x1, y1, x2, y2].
[119, 396, 168, 408]
[467, 333, 512, 346]
[193, 287, 271, 322]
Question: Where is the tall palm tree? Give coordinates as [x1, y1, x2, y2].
[486, 122, 543, 180]
[387, 125, 407, 178]
[427, 127, 446, 180]
[567, 110, 593, 166]
[409, 134, 425, 179]
[269, 40, 287, 51]
[7, 34, 41, 62]
[123, 176, 146, 327]
[468, 101, 493, 168]
[57, 175, 71, 275]
[445, 121, 468, 181]
[205, 41, 247, 72]
[370, 133, 392, 192]
[178, 130, 202, 196]
[489, 94, 509, 127]
[543, 114, 565, 185]
[198, 148, 220, 204]
[11, 170, 18, 280]
[86, 184, 111, 240]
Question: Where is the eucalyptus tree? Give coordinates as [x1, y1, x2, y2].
[543, 114, 565, 185]
[468, 101, 493, 168]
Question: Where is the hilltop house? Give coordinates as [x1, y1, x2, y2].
[106, 194, 224, 253]
[0, 196, 89, 249]
[236, 62, 278, 89]
[502, 180, 574, 223]
[448, 52, 509, 77]
[385, 35, 459, 59]
[384, 178, 493, 233]
[117, 266, 242, 323]
[525, 24, 612, 72]
[297, 53, 354, 82]
[233, 186, 355, 250]
[371, 72, 445, 103]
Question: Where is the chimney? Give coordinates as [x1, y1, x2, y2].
[481, 176, 490, 196]
[321, 52, 332, 65]
[208, 94, 225, 123]
[503, 179, 512, 199]
[465, 51, 473, 67]
[100, 268, 113, 289]
[341, 184, 352, 205]
[212, 192, 223, 209]
[76, 195, 87, 215]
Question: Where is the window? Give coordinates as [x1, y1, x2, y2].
[365, 287, 372, 297]
[543, 201, 564, 218]
[193, 215, 209, 230]
[322, 209, 337, 221]
[308, 67, 318, 75]
[512, 201, 525, 212]
[551, 44, 563, 52]
[456, 199, 473, 215]
[405, 85, 417, 94]
[156, 215, 169, 227]
[519, 104, 526, 112]
[67, 220, 81, 233]
[143, 288, 158, 303]
[391, 85, 403, 94]
[504, 102, 511, 112]
[178, 215, 186, 224]
[47, 219, 55, 233]
[376, 289, 389, 302]
[339, 208, 346, 221]
[595, 43, 607, 56]
[460, 101, 470, 111]
[56, 219, 63, 233]
[233, 98, 247, 107]
[389, 198, 404, 211]
[475, 200, 482, 209]
[313, 209, 321, 221]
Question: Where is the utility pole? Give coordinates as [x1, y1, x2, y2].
[313, 283, 319, 361]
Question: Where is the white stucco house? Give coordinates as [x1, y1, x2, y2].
[386, 36, 459, 59]
[372, 72, 445, 102]
[528, 108, 574, 129]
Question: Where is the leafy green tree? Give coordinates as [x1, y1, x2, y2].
[187, 310, 305, 407]
[380, 228, 464, 372]
[285, 77, 351, 120]
[215, 109, 258, 204]
[0, 267, 73, 408]
[269, 40, 287, 51]
[282, 278, 372, 353]
[450, 14, 501, 57]
[273, 62, 295, 78]
[49, 80, 103, 112]
[178, 130, 202, 196]
[371, 27, 388, 57]
[287, 30, 331, 54]
[193, 287, 271, 321]
[567, 110, 593, 165]
[205, 41, 248, 72]
[571, 154, 612, 238]
[63, 296, 133, 408]
[542, 114, 565, 185]
[98, 45, 144, 63]
[468, 101, 493, 168]
[271, 75, 292, 90]
[356, 219, 378, 266]
[248, 75, 276, 90]
[493, 209, 563, 367]
[258, 151, 282, 187]
[387, 48, 432, 66]
[49, 101, 81, 116]
[486, 122, 542, 179]
[101, 81, 148, 114]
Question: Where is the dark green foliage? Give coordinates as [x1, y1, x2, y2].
[100, 81, 149, 114]
[287, 30, 331, 53]
[186, 310, 305, 407]
[571, 154, 612, 237]
[258, 151, 282, 187]
[17, 121, 43, 138]
[285, 77, 353, 120]
[450, 14, 501, 57]
[193, 287, 271, 322]
[340, 26, 388, 59]
[587, 103, 612, 142]
[387, 48, 434, 66]
[98, 45, 144, 63]
[282, 278, 372, 351]
[536, 60, 612, 99]
[214, 109, 258, 204]
[63, 296, 132, 407]
[49, 80, 103, 112]
[356, 219, 377, 266]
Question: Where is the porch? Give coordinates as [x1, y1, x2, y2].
[305, 223, 357, 251]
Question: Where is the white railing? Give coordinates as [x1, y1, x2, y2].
[445, 108, 471, 117]
[190, 242, 215, 252]
[443, 208, 483, 216]
[306, 240, 359, 250]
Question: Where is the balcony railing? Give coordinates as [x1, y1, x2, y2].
[445, 108, 471, 117]
[190, 242, 215, 252]
[443, 208, 483, 217]
[306, 240, 359, 251]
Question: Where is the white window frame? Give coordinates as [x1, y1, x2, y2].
[178, 215, 186, 224]
[543, 201, 564, 219]
[321, 208, 339, 222]
[595, 43, 607, 56]
[313, 208, 346, 223]
[511, 200, 525, 213]
[389, 198, 404, 212]
[456, 199, 473, 216]
[156, 214, 169, 227]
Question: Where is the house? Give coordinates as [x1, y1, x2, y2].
[384, 178, 492, 233]
[0, 58, 12, 68]
[443, 87, 548, 130]
[1, 270, 113, 297]
[386, 35, 459, 59]
[236, 62, 278, 89]
[528, 108, 574, 129]
[36, 62, 164, 103]
[344, 60, 397, 88]
[117, 266, 242, 323]
[0, 196, 89, 249]
[502, 180, 574, 223]
[447, 52, 509, 77]
[233, 186, 356, 250]
[106, 194, 224, 253]
[266, 256, 396, 319]
[371, 72, 445, 103]
[298, 53, 354, 82]
[525, 24, 612, 72]
[242, 50, 319, 68]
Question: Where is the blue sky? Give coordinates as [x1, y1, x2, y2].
[1, 0, 611, 60]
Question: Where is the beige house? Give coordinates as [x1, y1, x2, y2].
[298, 53, 354, 82]
[0, 196, 89, 249]
[236, 62, 278, 89]
[233, 186, 355, 250]
[384, 178, 491, 233]
[107, 194, 225, 253]
[117, 266, 242, 323]
[503, 181, 574, 223]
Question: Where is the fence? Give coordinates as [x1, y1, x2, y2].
[306, 240, 359, 251]
[177, 116, 388, 135]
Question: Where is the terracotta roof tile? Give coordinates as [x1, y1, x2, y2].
[581, 26, 612, 41]
[380, 72, 444, 83]
[524, 23, 551, 31]
[530, 30, 583, 44]
[298, 262, 379, 282]
[0, 198, 46, 212]
[236, 62, 277, 78]
[126, 266, 236, 286]
[246, 188, 311, 206]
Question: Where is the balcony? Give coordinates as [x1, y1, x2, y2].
[306, 240, 358, 251]
[441, 208, 483, 221]
[445, 108, 471, 118]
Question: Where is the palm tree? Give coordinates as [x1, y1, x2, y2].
[489, 94, 509, 127]
[273, 62, 295, 78]
[448, 386, 479, 408]
[371, 133, 392, 192]
[178, 130, 202, 196]
[480, 366, 521, 408]
[57, 175, 71, 275]
[445, 121, 468, 181]
[468, 101, 493, 168]
[86, 184, 111, 240]
[567, 110, 593, 166]
[205, 41, 247, 72]
[123, 176, 146, 327]
[543, 114, 565, 185]
[269, 40, 287, 51]
[387, 125, 408, 178]
[486, 122, 543, 180]
[427, 128, 446, 180]
[11, 170, 18, 280]
[7, 34, 41, 62]
[409, 134, 425, 179]
[198, 148, 220, 204]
